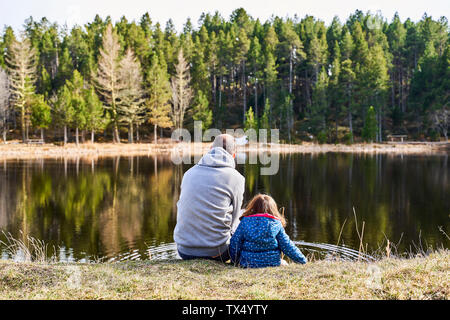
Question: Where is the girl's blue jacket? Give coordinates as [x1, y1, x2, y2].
[229, 214, 307, 268]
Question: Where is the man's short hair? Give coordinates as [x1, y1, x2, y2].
[212, 134, 236, 155]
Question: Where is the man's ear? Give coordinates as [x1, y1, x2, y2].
[233, 153, 236, 159]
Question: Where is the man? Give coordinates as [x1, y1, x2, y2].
[174, 134, 245, 261]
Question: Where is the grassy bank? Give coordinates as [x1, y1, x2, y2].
[0, 250, 448, 300]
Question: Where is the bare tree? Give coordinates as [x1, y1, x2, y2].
[93, 24, 123, 143]
[117, 49, 146, 143]
[171, 49, 193, 129]
[0, 68, 11, 142]
[5, 35, 36, 142]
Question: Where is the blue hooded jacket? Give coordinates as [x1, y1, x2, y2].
[229, 214, 307, 268]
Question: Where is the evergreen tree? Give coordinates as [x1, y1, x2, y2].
[0, 68, 11, 141]
[51, 84, 73, 144]
[248, 36, 264, 117]
[244, 106, 258, 132]
[84, 87, 108, 143]
[147, 54, 172, 143]
[259, 100, 271, 138]
[362, 106, 378, 142]
[192, 90, 213, 131]
[118, 48, 146, 143]
[30, 94, 51, 141]
[66, 70, 87, 145]
[310, 67, 329, 135]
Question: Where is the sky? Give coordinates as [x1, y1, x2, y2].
[1, 0, 449, 32]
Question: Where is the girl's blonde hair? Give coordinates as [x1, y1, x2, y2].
[240, 194, 286, 227]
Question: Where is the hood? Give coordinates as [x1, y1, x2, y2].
[198, 147, 236, 168]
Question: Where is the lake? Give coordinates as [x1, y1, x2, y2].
[0, 152, 448, 262]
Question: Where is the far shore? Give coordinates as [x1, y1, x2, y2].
[0, 140, 448, 160]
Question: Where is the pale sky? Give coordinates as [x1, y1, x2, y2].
[1, 0, 449, 32]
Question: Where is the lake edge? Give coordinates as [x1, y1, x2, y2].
[0, 141, 447, 160]
[0, 249, 448, 299]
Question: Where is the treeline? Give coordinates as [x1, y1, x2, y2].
[0, 9, 448, 144]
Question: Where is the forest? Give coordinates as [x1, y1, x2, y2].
[0, 8, 448, 144]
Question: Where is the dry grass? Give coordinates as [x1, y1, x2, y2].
[0, 141, 446, 161]
[0, 231, 57, 264]
[0, 250, 448, 300]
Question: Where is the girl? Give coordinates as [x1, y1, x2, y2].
[230, 194, 307, 268]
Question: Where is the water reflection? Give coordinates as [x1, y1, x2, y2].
[0, 153, 448, 262]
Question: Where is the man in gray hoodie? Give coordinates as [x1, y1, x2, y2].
[174, 134, 245, 261]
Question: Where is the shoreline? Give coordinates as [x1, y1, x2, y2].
[0, 250, 448, 299]
[0, 141, 447, 160]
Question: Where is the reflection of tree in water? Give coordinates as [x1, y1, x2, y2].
[2, 156, 180, 260]
[240, 153, 449, 252]
[98, 156, 178, 258]
[1, 154, 448, 260]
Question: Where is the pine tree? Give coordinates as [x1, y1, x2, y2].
[193, 90, 213, 131]
[235, 28, 250, 122]
[170, 49, 193, 129]
[0, 68, 11, 141]
[93, 24, 123, 143]
[55, 45, 74, 89]
[30, 94, 51, 141]
[51, 84, 73, 144]
[244, 106, 258, 132]
[118, 49, 146, 143]
[260, 99, 271, 131]
[147, 54, 172, 143]
[362, 106, 378, 142]
[84, 87, 108, 143]
[264, 52, 278, 120]
[278, 20, 305, 141]
[310, 67, 329, 135]
[5, 34, 37, 142]
[248, 36, 263, 117]
[339, 58, 356, 142]
[66, 70, 87, 145]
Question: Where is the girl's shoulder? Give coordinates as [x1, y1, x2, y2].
[243, 213, 280, 221]
[242, 214, 283, 229]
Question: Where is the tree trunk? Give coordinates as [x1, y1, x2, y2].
[129, 123, 134, 144]
[348, 111, 353, 143]
[136, 124, 140, 142]
[21, 109, 26, 143]
[114, 123, 120, 143]
[212, 72, 217, 108]
[91, 129, 95, 143]
[254, 76, 258, 118]
[154, 124, 157, 144]
[378, 109, 382, 142]
[75, 127, 79, 146]
[288, 50, 294, 143]
[218, 75, 223, 128]
[40, 128, 44, 142]
[289, 50, 293, 96]
[64, 125, 68, 145]
[242, 60, 246, 123]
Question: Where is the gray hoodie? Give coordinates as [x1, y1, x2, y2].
[174, 147, 245, 257]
